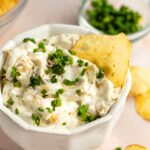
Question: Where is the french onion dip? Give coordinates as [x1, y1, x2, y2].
[1, 34, 120, 130]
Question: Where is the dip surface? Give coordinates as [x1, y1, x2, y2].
[1, 34, 120, 130]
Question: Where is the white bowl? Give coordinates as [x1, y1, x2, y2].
[79, 0, 150, 42]
[0, 24, 131, 150]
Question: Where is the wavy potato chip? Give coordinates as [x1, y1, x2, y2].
[71, 33, 131, 87]
[125, 144, 148, 150]
[130, 66, 150, 96]
[136, 90, 150, 120]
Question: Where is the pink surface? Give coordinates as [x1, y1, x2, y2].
[0, 0, 150, 150]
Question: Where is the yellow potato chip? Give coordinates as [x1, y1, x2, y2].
[130, 66, 150, 96]
[71, 33, 131, 87]
[0, 0, 18, 16]
[136, 90, 150, 120]
[125, 144, 148, 150]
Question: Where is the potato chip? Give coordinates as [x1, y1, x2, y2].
[130, 66, 150, 96]
[71, 33, 131, 87]
[136, 90, 150, 120]
[0, 0, 18, 16]
[125, 144, 148, 150]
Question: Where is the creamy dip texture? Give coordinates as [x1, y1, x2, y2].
[1, 34, 120, 130]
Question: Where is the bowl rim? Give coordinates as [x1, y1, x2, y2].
[0, 24, 132, 135]
[0, 0, 27, 27]
[79, 0, 150, 41]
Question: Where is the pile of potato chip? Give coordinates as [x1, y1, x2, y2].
[125, 144, 148, 150]
[130, 66, 150, 121]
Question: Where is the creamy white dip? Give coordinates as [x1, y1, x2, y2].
[1, 34, 120, 130]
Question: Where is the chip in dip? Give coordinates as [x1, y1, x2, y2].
[1, 34, 121, 129]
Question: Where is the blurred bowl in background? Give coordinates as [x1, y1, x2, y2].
[79, 0, 150, 41]
[0, 0, 27, 35]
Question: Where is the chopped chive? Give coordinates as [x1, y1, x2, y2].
[14, 81, 21, 87]
[47, 48, 73, 76]
[62, 122, 66, 125]
[55, 89, 64, 98]
[77, 105, 88, 116]
[97, 68, 104, 79]
[76, 89, 82, 95]
[84, 62, 89, 66]
[63, 78, 80, 86]
[23, 38, 36, 44]
[38, 42, 46, 52]
[7, 98, 14, 106]
[115, 147, 122, 150]
[38, 107, 44, 112]
[50, 75, 57, 83]
[81, 68, 86, 76]
[30, 74, 42, 87]
[77, 59, 84, 67]
[38, 42, 45, 49]
[69, 50, 76, 55]
[51, 98, 62, 108]
[45, 68, 51, 74]
[87, 115, 96, 122]
[33, 48, 38, 53]
[15, 108, 19, 115]
[32, 113, 40, 126]
[46, 107, 52, 113]
[41, 89, 48, 98]
[77, 105, 96, 122]
[51, 64, 65, 75]
[11, 67, 20, 80]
